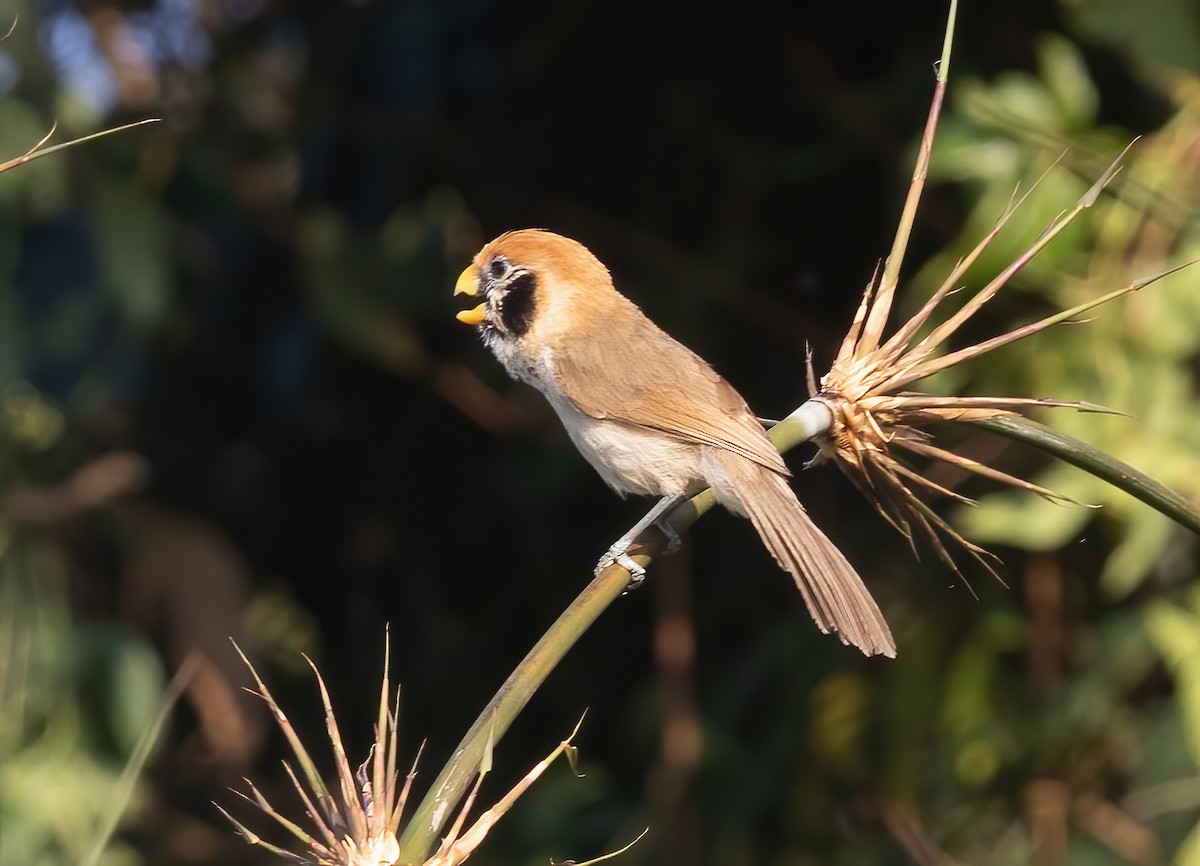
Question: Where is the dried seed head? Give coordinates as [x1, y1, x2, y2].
[812, 146, 1185, 580]
[220, 639, 597, 866]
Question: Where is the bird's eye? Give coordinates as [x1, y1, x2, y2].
[489, 257, 510, 279]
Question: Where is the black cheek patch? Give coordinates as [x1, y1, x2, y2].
[499, 272, 537, 337]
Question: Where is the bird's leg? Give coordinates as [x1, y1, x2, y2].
[596, 493, 689, 589]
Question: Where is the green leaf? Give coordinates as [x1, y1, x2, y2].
[1036, 34, 1099, 129]
[1100, 510, 1172, 598]
[77, 625, 166, 759]
[1061, 0, 1200, 77]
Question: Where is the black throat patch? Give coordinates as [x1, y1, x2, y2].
[497, 271, 537, 337]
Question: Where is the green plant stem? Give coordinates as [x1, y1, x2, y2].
[973, 415, 1200, 535]
[397, 402, 834, 862]
[394, 552, 627, 860]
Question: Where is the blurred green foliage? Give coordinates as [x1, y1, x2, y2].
[0, 388, 165, 866]
[0, 2, 1197, 866]
[924, 34, 1200, 600]
[900, 14, 1200, 866]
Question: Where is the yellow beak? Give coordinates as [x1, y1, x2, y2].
[454, 264, 480, 297]
[456, 302, 487, 326]
[454, 264, 487, 325]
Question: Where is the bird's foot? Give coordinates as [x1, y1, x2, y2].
[596, 539, 646, 592]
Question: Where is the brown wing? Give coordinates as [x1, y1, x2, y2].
[549, 295, 790, 476]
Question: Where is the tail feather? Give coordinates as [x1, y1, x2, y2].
[715, 451, 896, 658]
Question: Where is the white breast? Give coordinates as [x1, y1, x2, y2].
[545, 392, 705, 498]
[489, 339, 707, 497]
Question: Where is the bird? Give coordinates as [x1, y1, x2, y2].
[454, 229, 895, 657]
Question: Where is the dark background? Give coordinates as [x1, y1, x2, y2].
[2, 1, 1198, 864]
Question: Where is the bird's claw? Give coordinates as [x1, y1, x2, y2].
[617, 553, 645, 592]
[596, 540, 646, 592]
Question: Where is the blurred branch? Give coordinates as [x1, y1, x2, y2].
[1076, 795, 1161, 866]
[648, 546, 701, 866]
[431, 362, 537, 434]
[4, 451, 150, 525]
[879, 801, 965, 866]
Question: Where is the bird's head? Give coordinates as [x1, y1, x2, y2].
[453, 229, 616, 353]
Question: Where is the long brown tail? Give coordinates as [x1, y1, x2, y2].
[715, 451, 896, 657]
